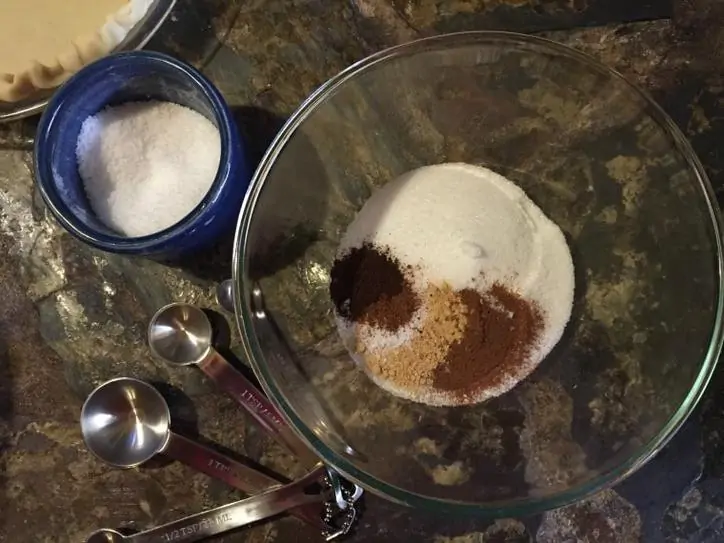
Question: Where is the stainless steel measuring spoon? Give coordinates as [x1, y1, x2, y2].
[248, 285, 363, 462]
[215, 282, 365, 508]
[215, 279, 234, 313]
[85, 466, 327, 543]
[81, 377, 325, 530]
[216, 275, 364, 466]
[148, 303, 317, 465]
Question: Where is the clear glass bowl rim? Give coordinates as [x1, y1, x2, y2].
[232, 30, 724, 515]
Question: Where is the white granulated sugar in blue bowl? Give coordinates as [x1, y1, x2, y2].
[76, 100, 221, 237]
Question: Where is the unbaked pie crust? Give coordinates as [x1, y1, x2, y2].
[0, 0, 154, 102]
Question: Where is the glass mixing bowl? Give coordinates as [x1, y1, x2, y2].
[232, 32, 724, 515]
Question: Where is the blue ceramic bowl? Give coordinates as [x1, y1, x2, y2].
[34, 51, 250, 258]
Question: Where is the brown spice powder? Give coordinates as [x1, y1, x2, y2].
[360, 283, 467, 388]
[330, 243, 419, 331]
[334, 243, 546, 401]
[433, 282, 544, 395]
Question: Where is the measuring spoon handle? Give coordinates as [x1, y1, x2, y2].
[197, 349, 317, 464]
[164, 432, 326, 530]
[129, 467, 327, 543]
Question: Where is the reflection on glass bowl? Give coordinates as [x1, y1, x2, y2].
[233, 32, 723, 515]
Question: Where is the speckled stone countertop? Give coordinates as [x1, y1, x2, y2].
[1, 0, 724, 541]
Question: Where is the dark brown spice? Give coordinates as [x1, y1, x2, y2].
[329, 243, 420, 331]
[433, 282, 544, 394]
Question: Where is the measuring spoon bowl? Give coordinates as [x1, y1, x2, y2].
[86, 529, 124, 543]
[148, 303, 212, 366]
[81, 377, 170, 467]
[216, 279, 235, 314]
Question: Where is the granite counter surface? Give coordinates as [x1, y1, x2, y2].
[1, 0, 723, 541]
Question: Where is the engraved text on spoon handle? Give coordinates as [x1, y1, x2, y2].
[163, 432, 326, 530]
[197, 349, 315, 463]
[130, 468, 327, 543]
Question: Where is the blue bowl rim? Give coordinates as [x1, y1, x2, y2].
[34, 50, 234, 254]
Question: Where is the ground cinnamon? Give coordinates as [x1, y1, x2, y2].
[433, 283, 544, 395]
[330, 243, 420, 331]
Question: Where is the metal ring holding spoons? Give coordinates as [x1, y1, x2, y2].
[80, 377, 325, 530]
[85, 466, 328, 543]
[147, 303, 318, 466]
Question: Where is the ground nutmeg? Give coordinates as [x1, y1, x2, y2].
[329, 243, 420, 332]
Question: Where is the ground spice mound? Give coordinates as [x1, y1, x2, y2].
[361, 284, 467, 388]
[332, 245, 547, 404]
[330, 243, 420, 331]
[433, 283, 544, 395]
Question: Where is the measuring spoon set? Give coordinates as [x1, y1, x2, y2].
[80, 301, 362, 542]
